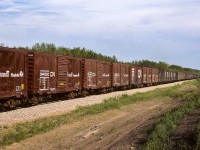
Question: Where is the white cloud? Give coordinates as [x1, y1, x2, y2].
[1, 0, 200, 69]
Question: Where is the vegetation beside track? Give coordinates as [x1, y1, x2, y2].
[144, 79, 200, 150]
[0, 80, 197, 147]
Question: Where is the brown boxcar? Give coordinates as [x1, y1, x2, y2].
[96, 61, 111, 89]
[82, 59, 111, 90]
[27, 51, 57, 96]
[142, 67, 152, 85]
[151, 68, 159, 84]
[172, 71, 177, 81]
[112, 63, 121, 87]
[159, 70, 165, 83]
[82, 59, 97, 89]
[112, 63, 129, 87]
[120, 64, 129, 86]
[177, 72, 185, 81]
[129, 66, 143, 87]
[57, 56, 82, 93]
[0, 47, 27, 100]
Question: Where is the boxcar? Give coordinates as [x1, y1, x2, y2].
[82, 59, 111, 92]
[112, 63, 129, 89]
[56, 55, 82, 94]
[159, 70, 165, 83]
[27, 52, 57, 97]
[129, 66, 143, 87]
[96, 60, 111, 89]
[142, 67, 152, 85]
[0, 47, 27, 100]
[177, 72, 185, 81]
[151, 68, 159, 84]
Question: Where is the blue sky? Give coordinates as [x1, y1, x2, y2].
[1, 0, 200, 69]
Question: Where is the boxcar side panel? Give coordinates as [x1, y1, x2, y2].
[96, 61, 111, 88]
[32, 52, 57, 95]
[57, 56, 81, 92]
[120, 64, 129, 86]
[152, 68, 158, 83]
[0, 48, 27, 99]
[83, 59, 97, 89]
[112, 63, 121, 87]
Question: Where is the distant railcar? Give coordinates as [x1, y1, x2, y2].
[82, 58, 112, 94]
[142, 67, 152, 85]
[129, 66, 143, 87]
[112, 63, 129, 89]
[152, 68, 159, 85]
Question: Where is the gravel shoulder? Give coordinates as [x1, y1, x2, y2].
[0, 81, 184, 126]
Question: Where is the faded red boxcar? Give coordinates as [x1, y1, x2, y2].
[142, 67, 152, 85]
[177, 72, 185, 81]
[0, 47, 27, 99]
[112, 63, 129, 87]
[129, 66, 143, 87]
[27, 51, 57, 95]
[82, 59, 111, 90]
[57, 56, 82, 93]
[151, 68, 159, 84]
[96, 61, 111, 89]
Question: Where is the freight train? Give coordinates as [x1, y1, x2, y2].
[0, 47, 199, 110]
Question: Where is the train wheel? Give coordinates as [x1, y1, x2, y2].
[2, 99, 18, 110]
[82, 91, 88, 97]
[68, 92, 75, 99]
[28, 97, 39, 105]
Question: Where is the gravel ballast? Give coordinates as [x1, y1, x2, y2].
[0, 82, 184, 126]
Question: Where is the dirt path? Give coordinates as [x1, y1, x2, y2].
[3, 97, 184, 150]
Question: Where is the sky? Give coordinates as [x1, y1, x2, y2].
[1, 0, 200, 69]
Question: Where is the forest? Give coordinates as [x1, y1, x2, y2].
[8, 42, 200, 74]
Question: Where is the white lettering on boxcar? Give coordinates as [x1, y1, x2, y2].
[123, 74, 129, 77]
[114, 73, 120, 77]
[0, 71, 24, 78]
[50, 72, 56, 77]
[102, 73, 110, 77]
[0, 71, 9, 77]
[87, 72, 96, 87]
[88, 72, 96, 77]
[67, 72, 80, 77]
[40, 70, 49, 77]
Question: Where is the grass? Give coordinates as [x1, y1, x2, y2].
[0, 80, 197, 147]
[196, 125, 200, 150]
[144, 79, 200, 150]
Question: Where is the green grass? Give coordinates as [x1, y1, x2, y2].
[144, 79, 200, 150]
[196, 125, 200, 150]
[0, 80, 197, 147]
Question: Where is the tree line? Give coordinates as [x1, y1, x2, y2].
[11, 42, 200, 74]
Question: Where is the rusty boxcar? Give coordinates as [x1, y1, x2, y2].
[129, 66, 143, 87]
[56, 55, 82, 96]
[151, 68, 159, 84]
[27, 52, 57, 96]
[158, 70, 166, 83]
[82, 59, 112, 92]
[0, 47, 27, 108]
[142, 67, 152, 85]
[120, 64, 129, 87]
[96, 60, 111, 90]
[177, 72, 185, 81]
[112, 63, 129, 89]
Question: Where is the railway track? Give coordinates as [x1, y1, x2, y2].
[0, 81, 184, 126]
